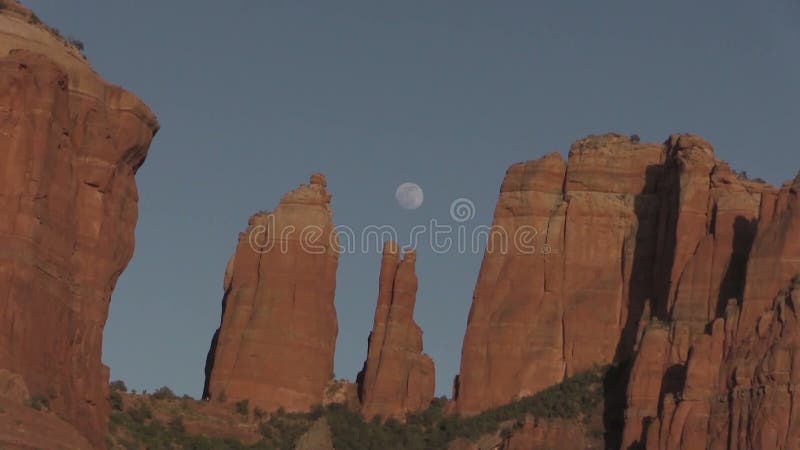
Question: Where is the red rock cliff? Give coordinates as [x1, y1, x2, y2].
[357, 241, 435, 420]
[622, 173, 800, 450]
[0, 3, 158, 448]
[204, 174, 339, 413]
[454, 133, 776, 421]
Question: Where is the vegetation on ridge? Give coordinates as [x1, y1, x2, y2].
[108, 365, 611, 449]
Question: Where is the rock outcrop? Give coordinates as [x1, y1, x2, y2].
[0, 3, 158, 448]
[204, 174, 339, 413]
[454, 133, 777, 419]
[357, 241, 435, 420]
[621, 173, 800, 450]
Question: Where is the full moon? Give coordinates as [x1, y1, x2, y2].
[395, 182, 424, 210]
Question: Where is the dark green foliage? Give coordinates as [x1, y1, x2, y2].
[110, 390, 124, 411]
[324, 366, 607, 450]
[168, 416, 186, 433]
[110, 408, 258, 450]
[152, 386, 177, 401]
[26, 393, 50, 411]
[254, 407, 267, 421]
[110, 380, 128, 392]
[127, 401, 153, 424]
[67, 37, 85, 51]
[234, 399, 250, 416]
[109, 366, 609, 450]
[258, 408, 323, 449]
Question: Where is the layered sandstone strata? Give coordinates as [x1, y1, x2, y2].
[0, 2, 159, 448]
[622, 173, 800, 450]
[204, 174, 339, 413]
[455, 133, 776, 419]
[357, 241, 435, 420]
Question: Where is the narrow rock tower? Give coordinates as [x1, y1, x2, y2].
[357, 241, 435, 420]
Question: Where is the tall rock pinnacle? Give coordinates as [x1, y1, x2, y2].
[204, 174, 339, 413]
[357, 241, 435, 420]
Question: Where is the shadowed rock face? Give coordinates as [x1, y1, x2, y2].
[622, 175, 800, 450]
[455, 133, 776, 419]
[357, 241, 435, 420]
[204, 174, 339, 413]
[0, 3, 158, 448]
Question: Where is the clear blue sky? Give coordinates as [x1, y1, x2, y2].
[26, 0, 799, 397]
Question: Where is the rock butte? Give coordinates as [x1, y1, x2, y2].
[454, 132, 800, 448]
[357, 241, 435, 420]
[203, 173, 339, 413]
[0, 1, 158, 448]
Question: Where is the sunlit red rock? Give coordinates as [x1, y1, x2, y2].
[357, 241, 435, 420]
[622, 171, 800, 450]
[455, 133, 783, 430]
[456, 134, 666, 415]
[0, 3, 158, 448]
[203, 174, 339, 413]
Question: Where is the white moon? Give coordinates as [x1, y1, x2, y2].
[395, 182, 424, 210]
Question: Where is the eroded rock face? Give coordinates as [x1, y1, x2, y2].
[456, 134, 662, 415]
[455, 133, 776, 418]
[357, 241, 435, 420]
[204, 174, 339, 413]
[0, 4, 158, 448]
[622, 174, 800, 450]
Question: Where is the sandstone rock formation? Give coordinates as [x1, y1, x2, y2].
[621, 173, 800, 450]
[357, 241, 435, 420]
[0, 3, 158, 448]
[0, 397, 94, 450]
[455, 133, 777, 419]
[204, 174, 339, 413]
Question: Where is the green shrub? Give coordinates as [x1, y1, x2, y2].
[234, 399, 249, 416]
[168, 416, 185, 433]
[254, 407, 266, 421]
[110, 390, 123, 411]
[26, 394, 49, 411]
[127, 402, 153, 424]
[67, 37, 85, 51]
[152, 386, 177, 400]
[110, 380, 128, 392]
